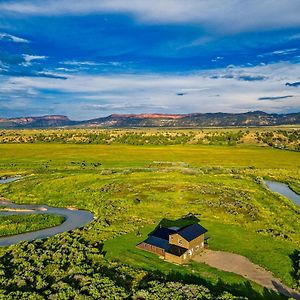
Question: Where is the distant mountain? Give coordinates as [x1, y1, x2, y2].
[0, 111, 299, 128]
[0, 115, 75, 128]
[80, 111, 300, 128]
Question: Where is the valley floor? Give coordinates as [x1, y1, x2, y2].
[0, 140, 299, 299]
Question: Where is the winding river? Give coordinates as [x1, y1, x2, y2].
[0, 176, 299, 247]
[265, 180, 300, 207]
[0, 177, 94, 246]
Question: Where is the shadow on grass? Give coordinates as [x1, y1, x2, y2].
[272, 280, 300, 300]
[102, 215, 292, 299]
[148, 213, 200, 236]
[137, 268, 283, 300]
[160, 213, 200, 227]
[289, 249, 300, 298]
[290, 249, 300, 283]
[102, 211, 284, 300]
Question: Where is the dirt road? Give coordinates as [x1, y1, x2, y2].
[194, 250, 300, 299]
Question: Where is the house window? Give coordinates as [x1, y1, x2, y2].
[178, 239, 183, 245]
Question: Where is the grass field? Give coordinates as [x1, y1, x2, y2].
[103, 224, 285, 300]
[0, 141, 299, 298]
[0, 143, 299, 170]
[0, 214, 64, 237]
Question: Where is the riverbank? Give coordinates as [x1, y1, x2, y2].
[0, 177, 94, 246]
[265, 179, 300, 207]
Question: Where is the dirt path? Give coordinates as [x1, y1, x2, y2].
[194, 250, 300, 300]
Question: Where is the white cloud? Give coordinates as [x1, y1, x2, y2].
[1, 61, 299, 119]
[181, 88, 210, 92]
[60, 60, 122, 68]
[36, 71, 68, 80]
[289, 33, 300, 40]
[82, 103, 169, 111]
[61, 60, 99, 66]
[0, 32, 29, 43]
[259, 48, 299, 57]
[23, 54, 48, 62]
[211, 56, 224, 62]
[21, 54, 48, 66]
[1, 0, 300, 34]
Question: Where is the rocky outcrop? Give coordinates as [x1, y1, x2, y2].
[0, 115, 75, 128]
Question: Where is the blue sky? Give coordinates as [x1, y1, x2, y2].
[0, 0, 300, 119]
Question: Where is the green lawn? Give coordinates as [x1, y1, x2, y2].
[103, 222, 285, 300]
[103, 216, 298, 284]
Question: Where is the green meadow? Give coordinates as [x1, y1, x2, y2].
[0, 214, 64, 237]
[0, 142, 299, 170]
[0, 134, 299, 298]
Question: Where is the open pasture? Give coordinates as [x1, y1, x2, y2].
[0, 138, 299, 298]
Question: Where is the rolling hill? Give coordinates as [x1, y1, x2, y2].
[0, 111, 299, 128]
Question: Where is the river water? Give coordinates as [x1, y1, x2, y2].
[0, 177, 298, 246]
[0, 177, 94, 246]
[0, 176, 22, 184]
[264, 180, 300, 207]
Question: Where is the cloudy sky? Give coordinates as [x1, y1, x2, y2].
[0, 0, 300, 119]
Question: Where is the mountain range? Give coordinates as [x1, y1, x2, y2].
[0, 111, 299, 128]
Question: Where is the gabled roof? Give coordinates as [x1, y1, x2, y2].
[175, 223, 207, 242]
[143, 236, 170, 251]
[151, 227, 177, 240]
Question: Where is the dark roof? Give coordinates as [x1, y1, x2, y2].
[176, 223, 207, 242]
[143, 236, 170, 251]
[167, 244, 188, 257]
[151, 227, 177, 240]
